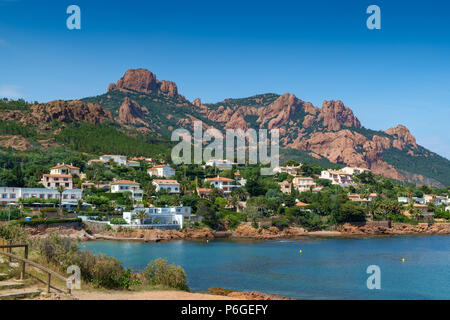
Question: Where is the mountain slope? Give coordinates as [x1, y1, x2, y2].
[1, 68, 449, 186]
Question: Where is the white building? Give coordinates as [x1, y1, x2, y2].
[205, 159, 234, 170]
[292, 176, 317, 192]
[147, 165, 175, 178]
[0, 187, 82, 206]
[398, 197, 409, 204]
[123, 206, 191, 228]
[50, 164, 80, 176]
[152, 179, 180, 194]
[127, 160, 140, 167]
[205, 176, 236, 193]
[99, 155, 127, 166]
[320, 170, 354, 187]
[110, 180, 143, 201]
[40, 174, 73, 189]
[273, 165, 302, 175]
[340, 167, 370, 175]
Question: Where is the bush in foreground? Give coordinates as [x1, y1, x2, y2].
[144, 258, 189, 291]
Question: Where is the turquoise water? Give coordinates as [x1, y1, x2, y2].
[82, 236, 450, 299]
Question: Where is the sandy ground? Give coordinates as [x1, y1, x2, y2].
[73, 290, 238, 300]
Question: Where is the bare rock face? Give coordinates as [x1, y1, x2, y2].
[385, 125, 418, 149]
[112, 69, 158, 93]
[318, 100, 361, 130]
[193, 98, 202, 107]
[118, 97, 148, 125]
[258, 93, 314, 129]
[28, 100, 113, 125]
[108, 68, 179, 97]
[159, 80, 178, 97]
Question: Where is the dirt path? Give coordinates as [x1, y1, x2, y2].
[73, 290, 238, 300]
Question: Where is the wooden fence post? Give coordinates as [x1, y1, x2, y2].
[7, 240, 12, 263]
[47, 273, 51, 294]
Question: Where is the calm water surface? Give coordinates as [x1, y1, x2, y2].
[82, 235, 450, 299]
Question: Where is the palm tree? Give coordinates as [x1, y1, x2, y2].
[132, 210, 149, 225]
[56, 185, 65, 216]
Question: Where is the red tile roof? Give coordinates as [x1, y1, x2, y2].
[51, 164, 80, 170]
[152, 179, 180, 185]
[43, 174, 72, 178]
[295, 201, 310, 207]
[111, 180, 140, 185]
[205, 177, 234, 182]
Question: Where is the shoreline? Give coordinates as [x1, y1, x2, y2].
[25, 221, 450, 243]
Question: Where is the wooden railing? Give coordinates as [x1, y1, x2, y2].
[0, 240, 71, 294]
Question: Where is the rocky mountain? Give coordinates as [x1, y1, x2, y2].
[1, 68, 449, 186]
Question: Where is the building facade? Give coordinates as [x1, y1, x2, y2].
[41, 174, 73, 189]
[0, 187, 82, 206]
[205, 176, 236, 193]
[147, 165, 175, 178]
[50, 164, 80, 176]
[123, 206, 191, 228]
[110, 180, 143, 201]
[152, 180, 180, 194]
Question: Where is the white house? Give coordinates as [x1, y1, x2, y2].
[147, 165, 175, 178]
[292, 176, 316, 192]
[0, 187, 82, 206]
[398, 197, 409, 204]
[123, 206, 191, 229]
[99, 155, 127, 166]
[110, 180, 143, 201]
[205, 176, 236, 193]
[320, 170, 354, 187]
[50, 163, 80, 176]
[340, 167, 370, 175]
[126, 160, 140, 168]
[40, 174, 73, 189]
[273, 165, 302, 175]
[205, 159, 234, 170]
[152, 180, 180, 194]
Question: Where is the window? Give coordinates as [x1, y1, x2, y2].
[10, 194, 15, 199]
[65, 183, 69, 187]
[2, 194, 6, 199]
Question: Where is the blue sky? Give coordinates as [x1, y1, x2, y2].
[0, 0, 449, 159]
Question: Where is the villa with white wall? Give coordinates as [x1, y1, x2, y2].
[110, 180, 143, 201]
[147, 165, 175, 178]
[152, 180, 180, 194]
[123, 206, 191, 229]
[205, 176, 236, 193]
[0, 187, 82, 206]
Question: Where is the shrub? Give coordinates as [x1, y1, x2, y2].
[0, 223, 29, 244]
[0, 209, 22, 221]
[110, 218, 127, 225]
[34, 234, 132, 289]
[144, 258, 189, 291]
[271, 217, 290, 230]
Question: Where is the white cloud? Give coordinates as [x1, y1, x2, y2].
[0, 84, 23, 99]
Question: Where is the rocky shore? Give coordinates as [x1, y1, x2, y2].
[23, 221, 450, 242]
